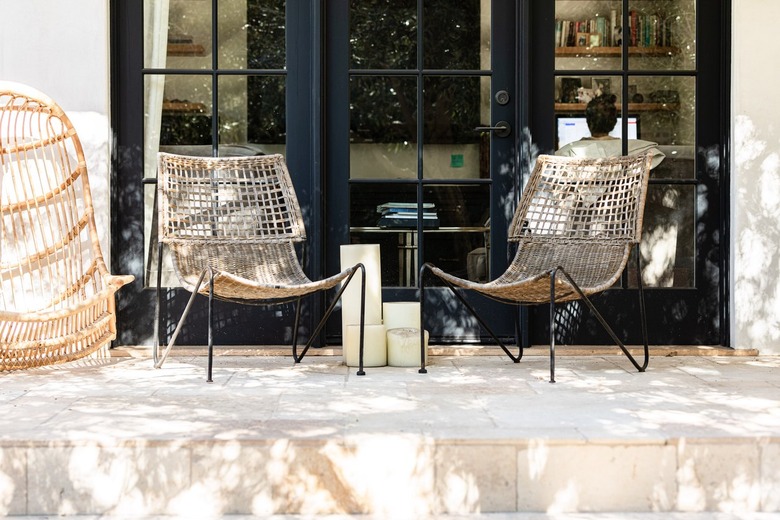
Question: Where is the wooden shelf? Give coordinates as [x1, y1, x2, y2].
[162, 100, 207, 113]
[556, 46, 680, 58]
[555, 102, 680, 112]
[167, 43, 206, 57]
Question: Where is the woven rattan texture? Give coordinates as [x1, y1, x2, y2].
[0, 82, 133, 370]
[433, 153, 652, 304]
[158, 153, 354, 302]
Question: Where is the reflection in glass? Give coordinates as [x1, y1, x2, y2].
[220, 0, 286, 70]
[554, 0, 623, 71]
[349, 183, 491, 287]
[350, 76, 417, 179]
[217, 75, 286, 156]
[155, 75, 213, 149]
[629, 0, 695, 71]
[629, 185, 695, 288]
[423, 76, 487, 179]
[350, 183, 417, 287]
[630, 76, 694, 179]
[350, 0, 416, 70]
[423, 0, 488, 70]
[148, 0, 212, 70]
[554, 75, 622, 148]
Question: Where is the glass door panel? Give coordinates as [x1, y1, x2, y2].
[343, 0, 507, 291]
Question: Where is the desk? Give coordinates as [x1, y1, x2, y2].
[350, 226, 489, 286]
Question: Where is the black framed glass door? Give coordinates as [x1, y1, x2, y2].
[528, 0, 729, 346]
[325, 0, 521, 343]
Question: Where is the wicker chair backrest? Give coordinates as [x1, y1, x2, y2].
[508, 153, 653, 244]
[0, 83, 108, 313]
[157, 153, 306, 245]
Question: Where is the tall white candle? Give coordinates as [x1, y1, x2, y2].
[382, 302, 421, 331]
[340, 244, 383, 364]
[387, 328, 429, 367]
[340, 244, 382, 330]
[345, 324, 387, 367]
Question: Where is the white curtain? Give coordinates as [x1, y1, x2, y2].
[143, 0, 169, 285]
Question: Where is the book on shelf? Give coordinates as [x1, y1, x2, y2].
[555, 10, 675, 49]
[376, 201, 439, 229]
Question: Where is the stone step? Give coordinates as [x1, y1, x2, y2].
[0, 354, 777, 516]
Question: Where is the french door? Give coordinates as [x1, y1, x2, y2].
[324, 0, 521, 343]
[112, 0, 726, 347]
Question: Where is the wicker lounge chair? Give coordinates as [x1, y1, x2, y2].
[154, 152, 366, 381]
[0, 81, 134, 370]
[420, 153, 653, 382]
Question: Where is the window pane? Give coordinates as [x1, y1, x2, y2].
[630, 75, 694, 179]
[628, 0, 695, 71]
[629, 184, 695, 288]
[555, 0, 623, 72]
[158, 75, 213, 150]
[147, 0, 212, 70]
[350, 183, 418, 287]
[217, 75, 286, 157]
[350, 0, 417, 70]
[554, 75, 623, 148]
[423, 76, 488, 179]
[423, 184, 491, 283]
[350, 76, 417, 179]
[220, 0, 286, 70]
[423, 0, 488, 70]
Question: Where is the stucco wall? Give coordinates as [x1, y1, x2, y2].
[731, 0, 780, 354]
[0, 0, 111, 259]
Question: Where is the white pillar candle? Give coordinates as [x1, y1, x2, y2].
[345, 324, 387, 367]
[382, 302, 421, 331]
[340, 244, 383, 343]
[387, 327, 429, 367]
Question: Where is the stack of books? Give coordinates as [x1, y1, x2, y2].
[377, 202, 439, 229]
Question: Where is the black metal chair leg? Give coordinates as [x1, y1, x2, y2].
[635, 247, 650, 372]
[549, 268, 558, 384]
[292, 265, 367, 375]
[555, 258, 649, 374]
[291, 297, 303, 362]
[207, 268, 215, 383]
[357, 264, 366, 376]
[154, 268, 208, 369]
[153, 242, 164, 365]
[418, 263, 429, 374]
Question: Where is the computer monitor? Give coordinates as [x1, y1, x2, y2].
[556, 115, 639, 148]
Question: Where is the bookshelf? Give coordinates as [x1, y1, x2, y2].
[555, 46, 679, 58]
[167, 43, 206, 57]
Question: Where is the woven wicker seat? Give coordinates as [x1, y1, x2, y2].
[154, 152, 366, 381]
[0, 82, 134, 370]
[420, 153, 654, 382]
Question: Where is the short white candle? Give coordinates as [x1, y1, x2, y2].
[382, 302, 421, 331]
[345, 324, 387, 367]
[387, 327, 429, 367]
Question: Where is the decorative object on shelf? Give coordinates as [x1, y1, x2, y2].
[561, 77, 582, 104]
[592, 78, 611, 97]
[576, 87, 595, 104]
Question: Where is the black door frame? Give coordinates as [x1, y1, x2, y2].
[111, 0, 326, 346]
[527, 0, 731, 346]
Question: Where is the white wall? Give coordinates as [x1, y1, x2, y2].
[731, 1, 780, 354]
[0, 0, 112, 258]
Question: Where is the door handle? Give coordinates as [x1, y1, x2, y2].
[474, 120, 511, 138]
